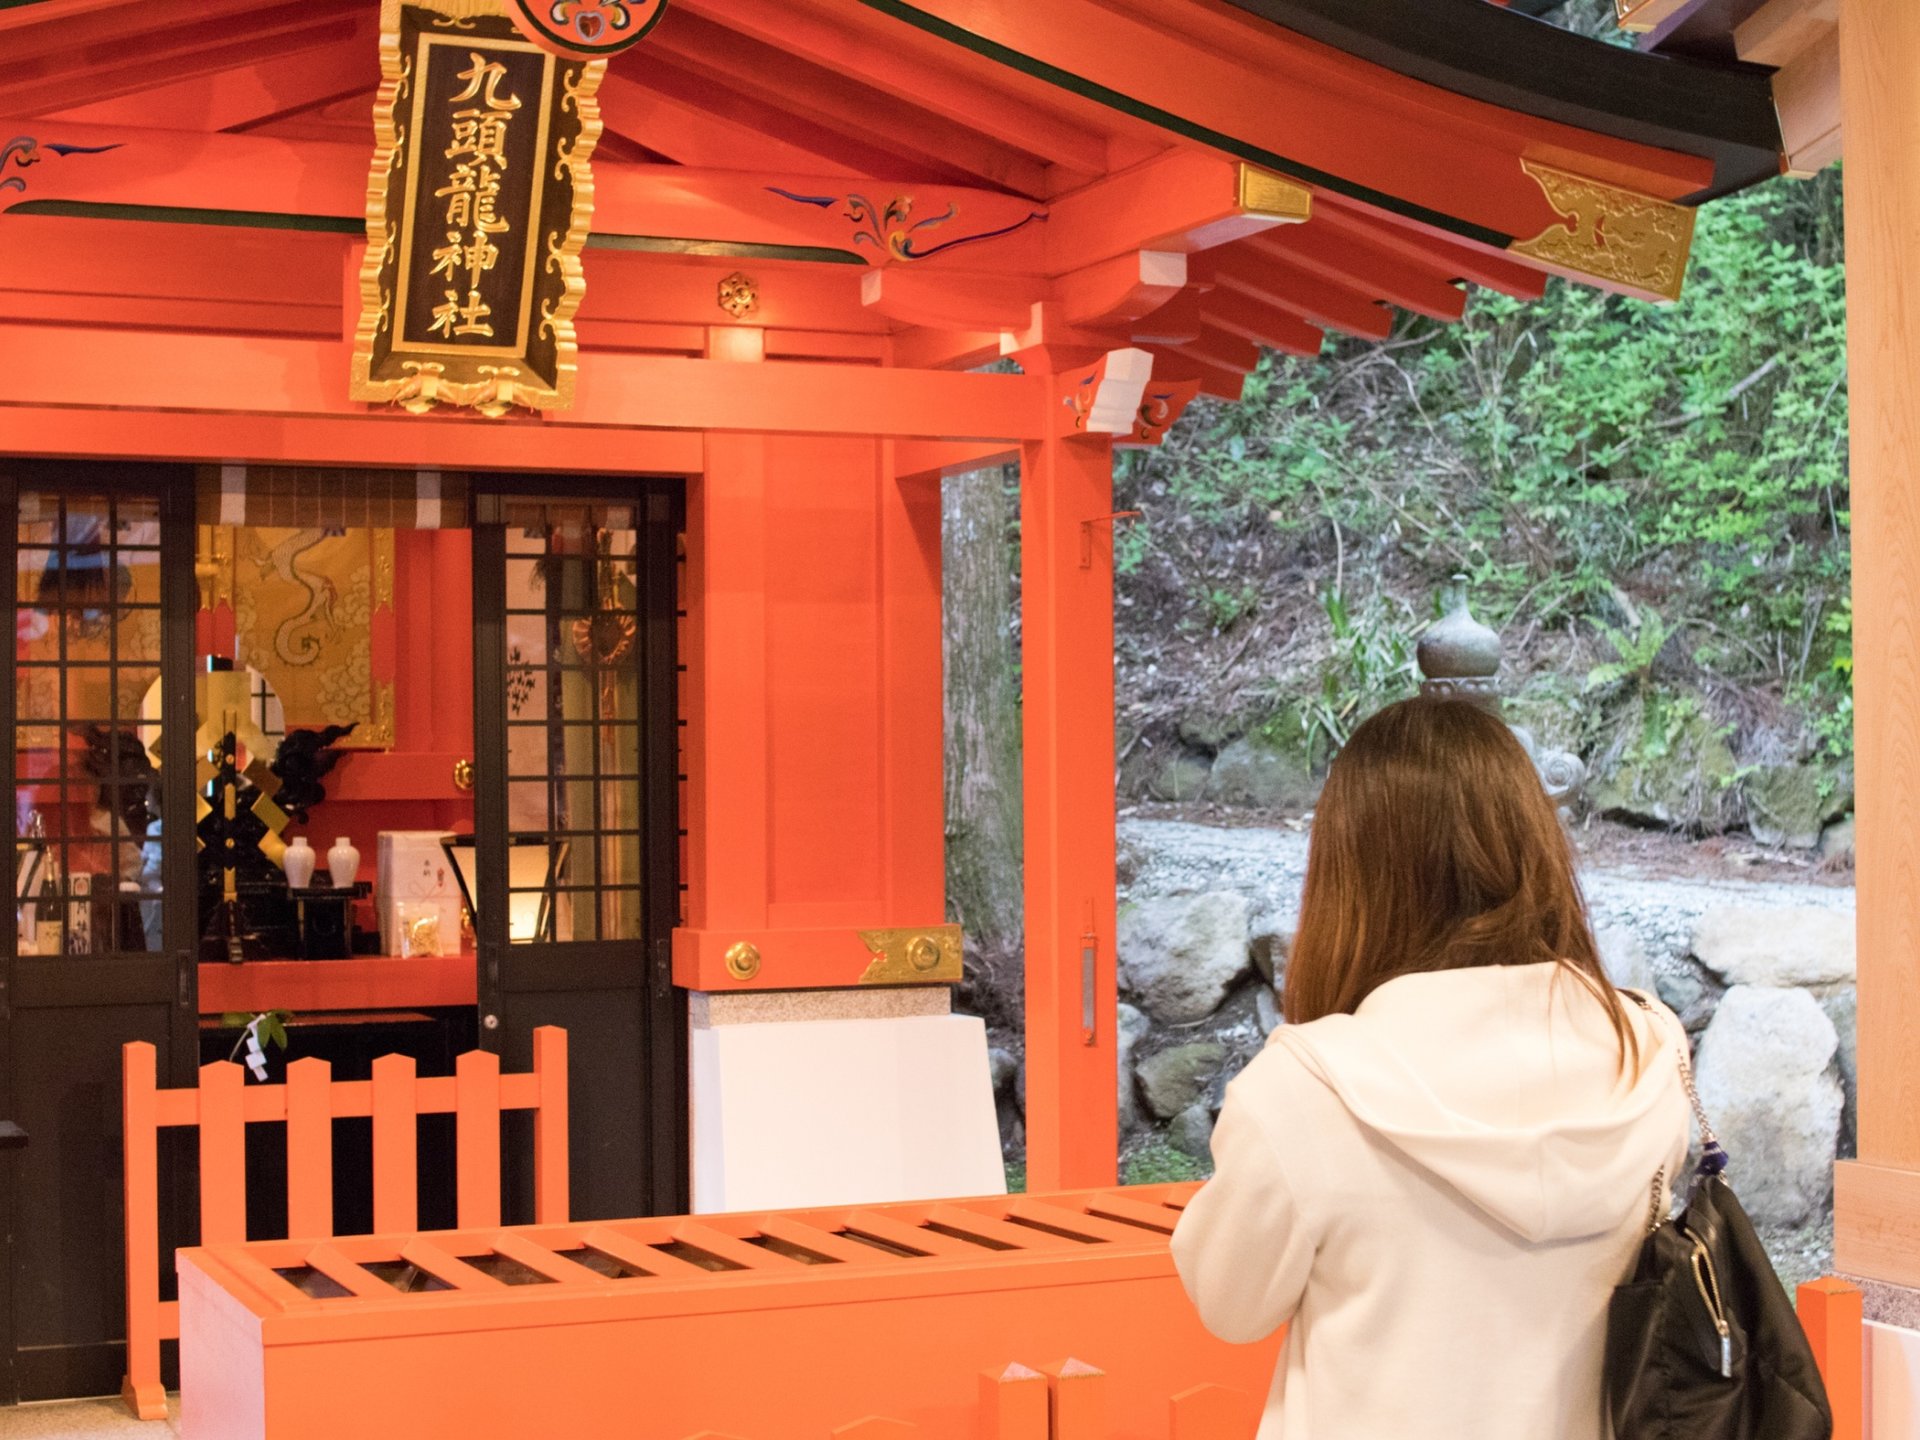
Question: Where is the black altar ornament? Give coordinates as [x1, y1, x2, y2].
[270, 722, 357, 824]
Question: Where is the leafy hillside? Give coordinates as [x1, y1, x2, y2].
[1112, 168, 1852, 846]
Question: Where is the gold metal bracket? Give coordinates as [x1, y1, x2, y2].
[856, 925, 963, 985]
[1236, 164, 1313, 224]
[1510, 159, 1696, 303]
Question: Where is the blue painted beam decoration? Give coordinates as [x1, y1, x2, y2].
[0, 136, 120, 197]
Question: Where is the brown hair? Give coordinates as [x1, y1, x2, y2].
[1283, 696, 1638, 1068]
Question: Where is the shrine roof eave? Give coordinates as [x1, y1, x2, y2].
[1216, 0, 1781, 201]
[861, 0, 1780, 232]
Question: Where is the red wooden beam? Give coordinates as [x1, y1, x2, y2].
[596, 70, 861, 177]
[1147, 346, 1248, 402]
[608, 50, 983, 186]
[36, 19, 378, 131]
[235, 89, 380, 145]
[892, 438, 1020, 479]
[1248, 226, 1468, 323]
[0, 0, 290, 64]
[1198, 291, 1328, 358]
[675, 0, 1108, 187]
[890, 327, 1005, 371]
[1203, 250, 1394, 340]
[4, 4, 363, 117]
[1130, 290, 1204, 347]
[1045, 150, 1309, 271]
[0, 405, 705, 475]
[1314, 198, 1548, 300]
[644, 7, 1053, 197]
[862, 268, 1038, 331]
[0, 216, 901, 338]
[1173, 328, 1268, 374]
[0, 324, 1052, 440]
[0, 124, 1049, 276]
[881, 0, 1713, 243]
[1053, 250, 1188, 328]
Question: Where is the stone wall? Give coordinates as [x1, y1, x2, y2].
[987, 820, 1856, 1252]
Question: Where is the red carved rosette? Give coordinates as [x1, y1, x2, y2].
[506, 0, 668, 59]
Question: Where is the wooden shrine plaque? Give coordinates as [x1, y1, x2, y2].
[350, 0, 603, 418]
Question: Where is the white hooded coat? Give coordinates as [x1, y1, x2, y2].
[1170, 962, 1691, 1440]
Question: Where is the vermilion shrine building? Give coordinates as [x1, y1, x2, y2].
[0, 0, 1914, 1434]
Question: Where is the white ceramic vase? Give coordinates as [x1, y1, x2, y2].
[327, 836, 360, 888]
[282, 836, 317, 889]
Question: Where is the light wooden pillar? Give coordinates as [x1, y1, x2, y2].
[1019, 429, 1119, 1192]
[1834, 0, 1920, 1287]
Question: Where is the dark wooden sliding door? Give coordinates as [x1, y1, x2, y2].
[0, 462, 198, 1402]
[471, 478, 685, 1221]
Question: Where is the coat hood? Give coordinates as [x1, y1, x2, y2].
[1272, 962, 1687, 1244]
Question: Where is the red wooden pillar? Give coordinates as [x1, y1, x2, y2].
[684, 326, 771, 948]
[1020, 427, 1119, 1191]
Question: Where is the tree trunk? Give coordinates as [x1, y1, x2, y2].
[942, 464, 1024, 955]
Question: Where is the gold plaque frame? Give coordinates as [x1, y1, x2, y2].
[350, 0, 605, 418]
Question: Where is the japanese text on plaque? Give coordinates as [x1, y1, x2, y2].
[429, 53, 522, 340]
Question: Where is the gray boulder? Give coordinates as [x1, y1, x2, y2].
[1590, 695, 1739, 832]
[1820, 986, 1858, 1156]
[1254, 984, 1281, 1036]
[1168, 1103, 1216, 1159]
[1820, 817, 1856, 868]
[1119, 892, 1253, 1023]
[1597, 925, 1657, 993]
[1746, 764, 1849, 851]
[1146, 750, 1214, 803]
[1692, 905, 1856, 988]
[987, 1047, 1019, 1097]
[1249, 902, 1295, 985]
[1206, 737, 1319, 811]
[1693, 986, 1842, 1226]
[1177, 712, 1238, 755]
[1654, 960, 1719, 1032]
[1137, 1042, 1227, 1120]
[1116, 1002, 1152, 1133]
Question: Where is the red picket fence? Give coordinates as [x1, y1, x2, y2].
[1798, 1277, 1864, 1440]
[120, 1027, 568, 1419]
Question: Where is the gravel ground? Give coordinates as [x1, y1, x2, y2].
[1120, 816, 1855, 938]
[1118, 815, 1854, 1288]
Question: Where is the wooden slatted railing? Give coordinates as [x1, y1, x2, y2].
[120, 1027, 568, 1420]
[176, 1184, 1276, 1439]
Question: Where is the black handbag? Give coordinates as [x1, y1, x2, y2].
[1604, 994, 1834, 1440]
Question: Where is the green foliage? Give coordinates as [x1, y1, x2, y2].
[1121, 1138, 1211, 1185]
[1586, 606, 1669, 696]
[1198, 581, 1261, 632]
[224, 1009, 293, 1079]
[221, 1010, 292, 1050]
[1115, 168, 1853, 769]
[1003, 1159, 1027, 1194]
[1301, 588, 1419, 757]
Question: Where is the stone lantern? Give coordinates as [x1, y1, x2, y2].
[1416, 581, 1587, 810]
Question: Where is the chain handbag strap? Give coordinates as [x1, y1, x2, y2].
[1672, 1025, 1729, 1178]
[1623, 989, 1729, 1233]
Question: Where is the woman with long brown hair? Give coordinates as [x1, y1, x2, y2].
[1171, 697, 1690, 1439]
